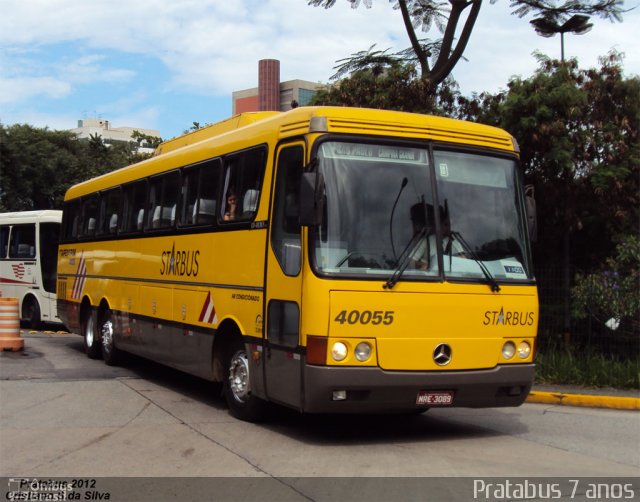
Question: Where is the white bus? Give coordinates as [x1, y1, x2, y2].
[0, 210, 62, 328]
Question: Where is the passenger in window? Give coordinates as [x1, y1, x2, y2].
[223, 190, 239, 221]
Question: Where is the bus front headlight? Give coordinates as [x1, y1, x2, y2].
[517, 341, 531, 359]
[331, 342, 348, 362]
[354, 342, 372, 362]
[502, 341, 516, 360]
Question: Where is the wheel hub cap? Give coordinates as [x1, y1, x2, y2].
[229, 351, 250, 402]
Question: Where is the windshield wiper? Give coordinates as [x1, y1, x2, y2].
[383, 226, 427, 290]
[389, 177, 408, 261]
[450, 231, 501, 293]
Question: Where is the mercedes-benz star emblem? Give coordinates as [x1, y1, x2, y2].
[433, 343, 452, 366]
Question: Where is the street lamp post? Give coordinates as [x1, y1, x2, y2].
[530, 14, 593, 61]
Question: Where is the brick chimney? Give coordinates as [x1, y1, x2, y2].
[258, 59, 280, 111]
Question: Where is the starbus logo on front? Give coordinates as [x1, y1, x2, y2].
[483, 307, 535, 327]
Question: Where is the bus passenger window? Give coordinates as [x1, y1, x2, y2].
[98, 188, 121, 235]
[181, 159, 221, 226]
[120, 181, 147, 234]
[82, 195, 99, 238]
[61, 199, 81, 241]
[147, 171, 179, 230]
[0, 226, 9, 258]
[181, 168, 199, 226]
[9, 224, 36, 258]
[196, 160, 220, 224]
[221, 147, 266, 223]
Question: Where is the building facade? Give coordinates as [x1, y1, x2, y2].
[70, 118, 161, 154]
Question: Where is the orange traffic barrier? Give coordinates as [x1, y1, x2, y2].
[0, 297, 24, 351]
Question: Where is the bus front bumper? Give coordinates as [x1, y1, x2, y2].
[302, 363, 535, 413]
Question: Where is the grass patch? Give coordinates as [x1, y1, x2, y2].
[535, 348, 639, 389]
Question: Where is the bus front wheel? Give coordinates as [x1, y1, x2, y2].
[223, 338, 269, 422]
[82, 309, 101, 359]
[23, 297, 42, 330]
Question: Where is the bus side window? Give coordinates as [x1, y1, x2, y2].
[9, 224, 36, 259]
[121, 181, 147, 234]
[81, 195, 99, 238]
[271, 146, 303, 276]
[196, 159, 221, 225]
[181, 167, 200, 226]
[61, 199, 81, 242]
[221, 147, 266, 222]
[0, 225, 9, 258]
[147, 170, 179, 230]
[98, 188, 121, 236]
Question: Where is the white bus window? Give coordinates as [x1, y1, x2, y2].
[40, 222, 59, 294]
[0, 226, 9, 258]
[9, 224, 36, 258]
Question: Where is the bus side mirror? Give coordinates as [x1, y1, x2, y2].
[299, 172, 324, 227]
[525, 185, 537, 243]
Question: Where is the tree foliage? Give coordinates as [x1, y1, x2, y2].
[0, 124, 157, 211]
[311, 60, 460, 115]
[309, 0, 625, 90]
[572, 234, 640, 334]
[460, 52, 639, 271]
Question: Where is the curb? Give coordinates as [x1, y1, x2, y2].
[527, 391, 640, 410]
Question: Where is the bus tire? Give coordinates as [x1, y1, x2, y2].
[23, 296, 42, 330]
[100, 308, 121, 366]
[82, 308, 102, 359]
[223, 337, 269, 422]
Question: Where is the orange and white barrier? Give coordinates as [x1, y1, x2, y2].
[0, 297, 23, 351]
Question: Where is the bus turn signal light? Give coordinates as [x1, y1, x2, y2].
[306, 336, 328, 365]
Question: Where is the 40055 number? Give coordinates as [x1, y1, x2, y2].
[334, 310, 395, 325]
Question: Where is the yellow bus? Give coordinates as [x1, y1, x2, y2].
[57, 107, 538, 421]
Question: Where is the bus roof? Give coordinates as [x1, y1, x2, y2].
[0, 210, 62, 222]
[64, 107, 517, 201]
[153, 112, 280, 156]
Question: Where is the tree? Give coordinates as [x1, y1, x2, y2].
[0, 124, 86, 211]
[311, 60, 460, 113]
[487, 52, 638, 269]
[309, 0, 624, 90]
[0, 124, 144, 211]
[455, 51, 639, 343]
[572, 235, 640, 337]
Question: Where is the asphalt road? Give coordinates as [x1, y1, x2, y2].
[1, 332, 638, 500]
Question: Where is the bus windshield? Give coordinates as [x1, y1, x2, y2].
[310, 141, 533, 284]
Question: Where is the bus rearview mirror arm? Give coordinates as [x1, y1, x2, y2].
[525, 185, 537, 243]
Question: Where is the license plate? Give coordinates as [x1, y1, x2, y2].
[416, 391, 454, 406]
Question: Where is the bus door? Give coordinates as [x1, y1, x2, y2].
[264, 143, 305, 408]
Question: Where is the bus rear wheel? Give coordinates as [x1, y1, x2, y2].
[82, 309, 101, 359]
[223, 338, 269, 422]
[100, 309, 121, 366]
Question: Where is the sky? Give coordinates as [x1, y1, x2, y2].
[1, 0, 638, 140]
